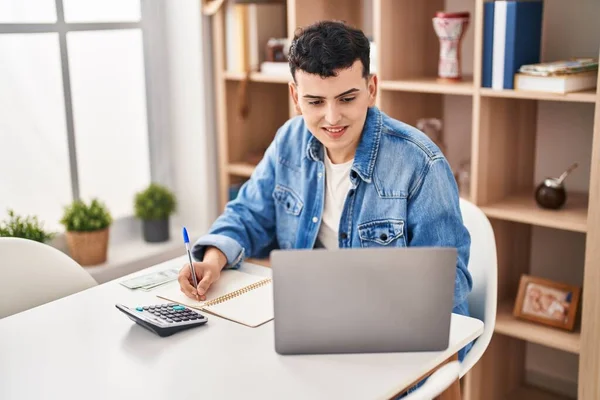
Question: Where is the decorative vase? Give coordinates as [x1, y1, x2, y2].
[65, 228, 109, 266]
[432, 12, 470, 82]
[142, 219, 170, 243]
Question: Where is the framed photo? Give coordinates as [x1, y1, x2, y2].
[513, 275, 581, 331]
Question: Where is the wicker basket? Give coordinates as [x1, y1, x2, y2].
[65, 228, 109, 266]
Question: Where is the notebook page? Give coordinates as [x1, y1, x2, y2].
[155, 269, 266, 309]
[203, 281, 273, 327]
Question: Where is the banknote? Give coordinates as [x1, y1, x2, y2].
[120, 268, 180, 289]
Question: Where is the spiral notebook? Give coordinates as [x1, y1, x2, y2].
[155, 269, 273, 328]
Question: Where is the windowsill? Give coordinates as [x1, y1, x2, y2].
[50, 218, 204, 284]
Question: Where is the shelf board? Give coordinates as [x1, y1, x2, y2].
[480, 191, 588, 233]
[223, 71, 291, 84]
[227, 162, 256, 178]
[480, 87, 597, 103]
[380, 76, 474, 95]
[495, 302, 580, 354]
[505, 385, 574, 400]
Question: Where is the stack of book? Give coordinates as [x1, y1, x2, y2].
[514, 59, 598, 94]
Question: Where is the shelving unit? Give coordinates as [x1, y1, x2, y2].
[205, 0, 600, 399]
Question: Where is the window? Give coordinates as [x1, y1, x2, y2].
[0, 0, 157, 230]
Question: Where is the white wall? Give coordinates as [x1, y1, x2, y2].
[163, 1, 219, 237]
[444, 0, 600, 397]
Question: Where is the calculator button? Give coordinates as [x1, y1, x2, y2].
[136, 307, 144, 312]
[173, 305, 185, 311]
[166, 319, 174, 323]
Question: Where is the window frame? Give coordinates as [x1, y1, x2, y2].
[0, 0, 170, 221]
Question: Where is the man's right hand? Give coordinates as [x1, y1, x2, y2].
[178, 247, 227, 301]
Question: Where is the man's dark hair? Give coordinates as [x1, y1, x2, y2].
[288, 20, 370, 81]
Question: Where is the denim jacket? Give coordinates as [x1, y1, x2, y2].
[193, 106, 473, 358]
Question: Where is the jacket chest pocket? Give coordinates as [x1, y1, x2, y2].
[358, 219, 406, 248]
[273, 184, 303, 248]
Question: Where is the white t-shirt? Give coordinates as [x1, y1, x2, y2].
[317, 152, 353, 249]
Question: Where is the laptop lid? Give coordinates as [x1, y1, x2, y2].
[271, 247, 457, 355]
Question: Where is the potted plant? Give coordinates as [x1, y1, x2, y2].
[134, 183, 177, 243]
[60, 198, 112, 266]
[0, 209, 55, 243]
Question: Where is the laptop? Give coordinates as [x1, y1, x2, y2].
[270, 247, 457, 355]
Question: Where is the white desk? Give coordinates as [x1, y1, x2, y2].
[0, 256, 483, 400]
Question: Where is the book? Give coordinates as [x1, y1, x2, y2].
[155, 269, 273, 328]
[483, 0, 543, 89]
[518, 58, 599, 77]
[514, 71, 598, 94]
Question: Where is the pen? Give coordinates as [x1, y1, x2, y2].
[182, 227, 199, 290]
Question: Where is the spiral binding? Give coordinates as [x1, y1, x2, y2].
[202, 278, 272, 307]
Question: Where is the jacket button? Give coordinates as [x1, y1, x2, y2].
[348, 190, 354, 197]
[350, 171, 358, 179]
[380, 233, 388, 241]
[340, 232, 348, 240]
[312, 217, 318, 223]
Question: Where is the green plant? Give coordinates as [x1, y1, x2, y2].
[0, 209, 55, 243]
[134, 183, 177, 220]
[60, 198, 112, 232]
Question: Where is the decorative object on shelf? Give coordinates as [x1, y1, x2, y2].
[534, 162, 578, 210]
[134, 183, 177, 243]
[60, 198, 112, 266]
[0, 209, 55, 243]
[513, 274, 581, 331]
[481, 1, 543, 89]
[416, 118, 446, 154]
[265, 38, 289, 62]
[432, 11, 470, 82]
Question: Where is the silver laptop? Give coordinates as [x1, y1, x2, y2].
[271, 247, 457, 355]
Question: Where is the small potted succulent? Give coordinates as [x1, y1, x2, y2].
[60, 198, 112, 266]
[134, 183, 177, 243]
[0, 209, 55, 243]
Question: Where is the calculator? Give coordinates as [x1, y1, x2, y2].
[116, 303, 207, 337]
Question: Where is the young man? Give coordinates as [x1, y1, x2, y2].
[178, 21, 473, 359]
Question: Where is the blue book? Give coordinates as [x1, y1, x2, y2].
[489, 1, 544, 90]
[482, 2, 495, 88]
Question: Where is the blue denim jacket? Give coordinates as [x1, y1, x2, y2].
[193, 106, 473, 360]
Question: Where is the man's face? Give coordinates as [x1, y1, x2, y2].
[289, 59, 377, 163]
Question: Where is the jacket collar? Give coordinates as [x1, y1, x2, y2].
[305, 106, 382, 183]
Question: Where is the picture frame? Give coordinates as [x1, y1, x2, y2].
[513, 274, 581, 331]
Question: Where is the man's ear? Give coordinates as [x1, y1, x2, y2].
[289, 81, 302, 114]
[367, 74, 378, 107]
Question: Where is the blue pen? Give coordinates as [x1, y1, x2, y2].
[182, 227, 199, 290]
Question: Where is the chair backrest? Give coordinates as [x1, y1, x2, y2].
[0, 237, 97, 319]
[458, 198, 498, 377]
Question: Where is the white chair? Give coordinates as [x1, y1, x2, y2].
[401, 198, 498, 399]
[0, 237, 98, 318]
[458, 197, 497, 377]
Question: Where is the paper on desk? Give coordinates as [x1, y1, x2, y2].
[120, 268, 180, 289]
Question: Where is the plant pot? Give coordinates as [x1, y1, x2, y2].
[65, 228, 109, 266]
[142, 218, 170, 243]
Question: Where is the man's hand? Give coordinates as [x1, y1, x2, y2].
[178, 247, 227, 301]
